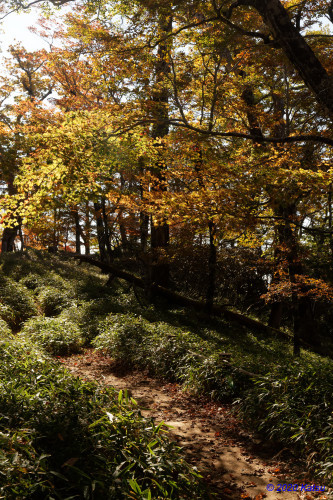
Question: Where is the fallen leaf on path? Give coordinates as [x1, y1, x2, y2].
[62, 457, 79, 467]
[245, 481, 256, 487]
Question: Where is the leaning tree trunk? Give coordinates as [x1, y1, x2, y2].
[230, 0, 333, 116]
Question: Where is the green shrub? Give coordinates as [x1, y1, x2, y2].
[36, 270, 74, 295]
[94, 313, 151, 362]
[180, 353, 249, 401]
[93, 314, 249, 400]
[20, 316, 84, 355]
[241, 358, 333, 482]
[60, 295, 146, 346]
[93, 313, 190, 375]
[0, 318, 12, 337]
[74, 274, 116, 301]
[1, 249, 59, 283]
[0, 275, 37, 330]
[20, 272, 41, 291]
[37, 285, 73, 316]
[93, 313, 190, 377]
[59, 301, 107, 344]
[0, 336, 204, 499]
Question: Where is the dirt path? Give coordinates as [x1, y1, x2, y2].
[60, 350, 329, 500]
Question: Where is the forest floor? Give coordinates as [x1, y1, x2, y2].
[61, 349, 330, 500]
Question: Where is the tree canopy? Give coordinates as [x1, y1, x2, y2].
[1, 0, 333, 355]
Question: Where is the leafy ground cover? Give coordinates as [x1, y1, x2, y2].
[0, 249, 332, 492]
[0, 251, 205, 499]
[62, 349, 330, 500]
[92, 313, 333, 484]
[0, 331, 204, 499]
[20, 316, 84, 355]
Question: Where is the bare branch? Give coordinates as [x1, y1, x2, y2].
[146, 16, 220, 49]
[0, 0, 73, 20]
[222, 0, 253, 19]
[167, 119, 333, 147]
[100, 115, 333, 148]
[219, 13, 272, 43]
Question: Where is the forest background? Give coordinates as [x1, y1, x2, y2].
[1, 0, 333, 355]
[0, 1, 333, 497]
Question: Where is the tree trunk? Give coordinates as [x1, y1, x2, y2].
[230, 51, 285, 328]
[101, 198, 113, 261]
[288, 255, 301, 357]
[18, 224, 24, 251]
[84, 201, 91, 255]
[1, 227, 18, 252]
[151, 219, 170, 286]
[94, 201, 108, 263]
[1, 177, 20, 253]
[140, 211, 149, 252]
[237, 0, 333, 115]
[328, 185, 333, 263]
[118, 211, 128, 249]
[206, 220, 217, 312]
[118, 174, 128, 251]
[193, 146, 218, 310]
[268, 301, 283, 329]
[72, 206, 81, 255]
[274, 202, 302, 356]
[139, 159, 149, 253]
[149, 6, 172, 287]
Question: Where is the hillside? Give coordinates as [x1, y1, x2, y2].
[0, 250, 331, 499]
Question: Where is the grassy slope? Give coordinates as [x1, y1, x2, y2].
[0, 251, 204, 499]
[0, 249, 332, 491]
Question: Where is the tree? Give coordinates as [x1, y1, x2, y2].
[0, 45, 53, 252]
[2, 0, 333, 356]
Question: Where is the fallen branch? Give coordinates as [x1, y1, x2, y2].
[69, 253, 288, 341]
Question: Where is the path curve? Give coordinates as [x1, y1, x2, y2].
[60, 350, 328, 500]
